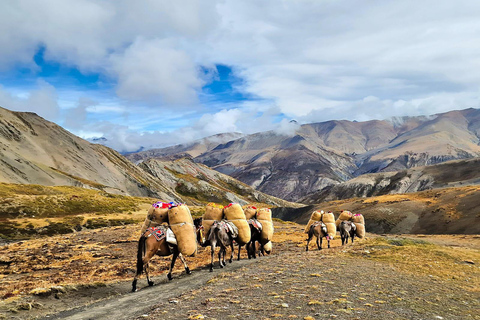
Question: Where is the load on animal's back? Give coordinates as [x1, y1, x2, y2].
[140, 201, 171, 234]
[304, 210, 336, 239]
[132, 202, 198, 291]
[168, 204, 197, 257]
[223, 203, 251, 245]
[203, 203, 224, 238]
[257, 207, 274, 253]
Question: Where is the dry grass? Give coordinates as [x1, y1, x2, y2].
[349, 237, 480, 292]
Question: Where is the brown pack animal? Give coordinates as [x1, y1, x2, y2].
[306, 221, 330, 251]
[131, 217, 203, 292]
[339, 220, 356, 245]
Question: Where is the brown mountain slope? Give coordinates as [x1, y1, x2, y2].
[274, 185, 480, 234]
[138, 157, 299, 207]
[0, 107, 177, 199]
[301, 157, 480, 203]
[0, 106, 296, 207]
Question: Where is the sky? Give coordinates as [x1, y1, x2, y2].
[1, 1, 480, 152]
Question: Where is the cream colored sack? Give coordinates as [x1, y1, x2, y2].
[352, 213, 365, 225]
[224, 203, 251, 245]
[243, 206, 258, 220]
[257, 208, 274, 243]
[203, 203, 224, 236]
[338, 210, 353, 221]
[304, 210, 323, 233]
[168, 205, 197, 256]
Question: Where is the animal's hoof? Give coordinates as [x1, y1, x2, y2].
[148, 280, 154, 286]
[186, 267, 191, 275]
[167, 273, 173, 281]
[132, 287, 137, 293]
[229, 259, 233, 264]
[210, 268, 213, 272]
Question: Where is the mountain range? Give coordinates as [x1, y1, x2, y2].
[0, 106, 293, 208]
[127, 108, 480, 201]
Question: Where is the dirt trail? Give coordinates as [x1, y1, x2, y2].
[43, 256, 272, 320]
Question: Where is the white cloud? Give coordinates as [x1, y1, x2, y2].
[0, 81, 59, 120]
[63, 97, 96, 130]
[110, 38, 203, 104]
[2, 1, 480, 150]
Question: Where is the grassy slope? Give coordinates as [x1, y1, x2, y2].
[0, 183, 159, 239]
[282, 185, 480, 234]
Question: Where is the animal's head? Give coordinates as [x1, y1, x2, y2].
[194, 217, 203, 228]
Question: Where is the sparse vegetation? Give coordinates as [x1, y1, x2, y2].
[0, 183, 160, 239]
[349, 237, 480, 292]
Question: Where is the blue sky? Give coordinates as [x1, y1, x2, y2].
[1, 1, 480, 152]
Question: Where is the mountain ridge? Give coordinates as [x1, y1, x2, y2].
[128, 107, 480, 201]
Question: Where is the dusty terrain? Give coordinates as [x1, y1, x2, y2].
[1, 221, 479, 320]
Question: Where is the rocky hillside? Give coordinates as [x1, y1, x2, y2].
[138, 157, 298, 207]
[301, 157, 480, 203]
[129, 108, 480, 201]
[125, 132, 244, 163]
[0, 106, 295, 207]
[0, 107, 177, 199]
[274, 185, 480, 235]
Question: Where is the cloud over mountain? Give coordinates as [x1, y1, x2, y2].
[1, 1, 480, 151]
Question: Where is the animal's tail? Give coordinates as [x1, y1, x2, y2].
[306, 224, 314, 240]
[136, 235, 146, 275]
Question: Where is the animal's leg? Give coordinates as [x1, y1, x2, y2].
[247, 241, 252, 259]
[218, 247, 224, 268]
[319, 236, 323, 250]
[210, 243, 215, 272]
[351, 232, 355, 244]
[341, 235, 345, 246]
[223, 247, 228, 266]
[327, 237, 331, 249]
[167, 250, 178, 281]
[179, 253, 191, 275]
[236, 244, 240, 261]
[230, 243, 235, 263]
[252, 241, 257, 259]
[144, 262, 153, 286]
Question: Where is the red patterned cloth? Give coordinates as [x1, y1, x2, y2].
[147, 227, 166, 241]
